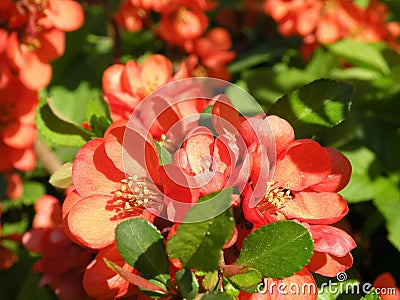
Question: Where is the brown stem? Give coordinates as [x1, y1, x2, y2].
[34, 139, 63, 175]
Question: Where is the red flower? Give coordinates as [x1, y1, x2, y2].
[157, 0, 214, 46]
[240, 115, 355, 276]
[63, 121, 197, 249]
[102, 54, 189, 121]
[2, 0, 84, 89]
[114, 0, 145, 32]
[0, 76, 37, 173]
[185, 27, 236, 80]
[22, 195, 93, 300]
[242, 116, 350, 226]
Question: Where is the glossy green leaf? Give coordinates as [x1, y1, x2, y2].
[360, 288, 380, 300]
[85, 96, 112, 137]
[267, 79, 353, 138]
[235, 221, 314, 279]
[36, 98, 94, 147]
[372, 176, 400, 251]
[167, 189, 235, 272]
[49, 162, 73, 189]
[340, 146, 376, 203]
[202, 271, 219, 291]
[174, 269, 199, 300]
[327, 39, 390, 75]
[115, 218, 169, 277]
[227, 268, 262, 289]
[154, 141, 173, 166]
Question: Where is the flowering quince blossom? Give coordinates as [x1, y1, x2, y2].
[237, 114, 355, 296]
[184, 27, 236, 80]
[0, 0, 84, 90]
[263, 0, 400, 50]
[102, 54, 189, 121]
[22, 195, 93, 300]
[0, 75, 37, 198]
[157, 0, 216, 46]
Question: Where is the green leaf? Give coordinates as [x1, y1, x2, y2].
[85, 96, 112, 137]
[235, 221, 314, 279]
[372, 176, 400, 251]
[223, 278, 240, 297]
[49, 162, 73, 189]
[36, 98, 94, 147]
[227, 268, 262, 290]
[200, 292, 234, 299]
[202, 271, 219, 291]
[327, 39, 390, 75]
[115, 218, 169, 277]
[103, 259, 168, 295]
[340, 146, 376, 203]
[167, 189, 235, 272]
[267, 79, 353, 138]
[360, 288, 380, 300]
[46, 82, 100, 124]
[154, 141, 173, 166]
[174, 269, 199, 300]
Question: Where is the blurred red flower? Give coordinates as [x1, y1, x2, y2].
[22, 195, 93, 300]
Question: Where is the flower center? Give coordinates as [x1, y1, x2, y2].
[108, 176, 163, 220]
[257, 182, 293, 218]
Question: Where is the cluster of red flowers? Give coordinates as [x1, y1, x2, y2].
[36, 80, 355, 299]
[0, 0, 84, 200]
[263, 0, 400, 51]
[114, 0, 235, 80]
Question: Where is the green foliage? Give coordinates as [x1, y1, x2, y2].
[235, 221, 314, 279]
[115, 218, 169, 277]
[48, 162, 73, 189]
[174, 269, 199, 300]
[167, 189, 235, 272]
[267, 79, 353, 138]
[36, 97, 94, 147]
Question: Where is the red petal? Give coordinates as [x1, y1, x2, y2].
[0, 246, 18, 270]
[83, 245, 132, 299]
[183, 126, 214, 175]
[281, 192, 349, 225]
[266, 115, 295, 155]
[62, 189, 82, 219]
[308, 224, 357, 257]
[47, 0, 84, 31]
[33, 195, 62, 228]
[104, 125, 126, 172]
[141, 54, 172, 88]
[274, 140, 331, 191]
[310, 148, 352, 193]
[19, 51, 52, 90]
[3, 121, 36, 148]
[212, 94, 241, 136]
[307, 251, 353, 277]
[35, 29, 65, 62]
[67, 194, 123, 249]
[121, 60, 143, 96]
[160, 164, 199, 204]
[102, 64, 124, 94]
[72, 139, 125, 198]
